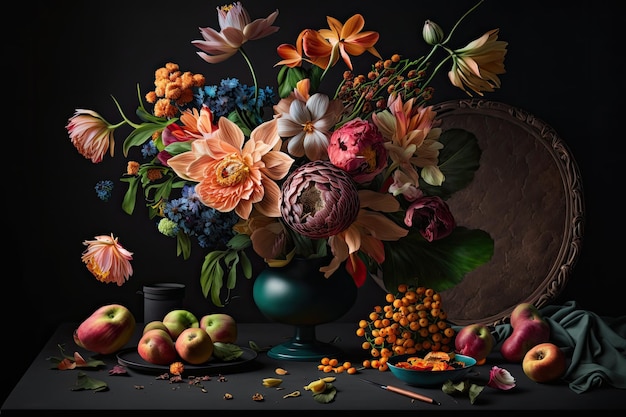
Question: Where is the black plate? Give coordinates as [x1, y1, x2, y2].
[117, 346, 258, 374]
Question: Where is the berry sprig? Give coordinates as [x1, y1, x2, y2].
[356, 284, 456, 372]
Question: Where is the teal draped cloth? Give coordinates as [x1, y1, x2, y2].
[492, 301, 626, 393]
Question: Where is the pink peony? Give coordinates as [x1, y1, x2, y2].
[328, 118, 388, 183]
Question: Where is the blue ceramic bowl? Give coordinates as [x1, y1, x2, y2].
[387, 353, 477, 387]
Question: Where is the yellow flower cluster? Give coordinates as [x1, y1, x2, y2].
[145, 62, 206, 118]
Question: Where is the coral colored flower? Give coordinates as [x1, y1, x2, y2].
[448, 28, 508, 97]
[81, 233, 133, 286]
[487, 366, 516, 390]
[372, 95, 444, 186]
[192, 2, 279, 64]
[308, 14, 382, 70]
[404, 196, 455, 242]
[158, 105, 218, 165]
[322, 189, 409, 286]
[276, 93, 344, 161]
[167, 117, 294, 220]
[275, 29, 308, 68]
[328, 118, 388, 183]
[66, 109, 116, 163]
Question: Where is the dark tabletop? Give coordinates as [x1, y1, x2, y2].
[1, 323, 623, 415]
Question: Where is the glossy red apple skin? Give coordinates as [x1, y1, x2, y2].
[454, 323, 495, 363]
[510, 303, 543, 328]
[522, 342, 566, 383]
[175, 327, 214, 365]
[199, 313, 238, 343]
[137, 329, 178, 365]
[73, 304, 136, 355]
[162, 309, 199, 340]
[500, 303, 550, 362]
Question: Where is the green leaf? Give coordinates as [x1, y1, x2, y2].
[240, 251, 252, 279]
[120, 176, 139, 215]
[224, 250, 240, 290]
[200, 251, 226, 307]
[381, 227, 494, 292]
[468, 383, 484, 404]
[227, 233, 251, 250]
[312, 385, 337, 403]
[212, 342, 244, 361]
[164, 141, 192, 156]
[122, 123, 165, 157]
[176, 231, 191, 259]
[419, 128, 481, 199]
[277, 66, 308, 98]
[70, 372, 108, 392]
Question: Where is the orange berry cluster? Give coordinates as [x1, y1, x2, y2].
[317, 357, 358, 375]
[356, 284, 456, 372]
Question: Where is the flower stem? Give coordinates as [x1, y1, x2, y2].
[238, 47, 258, 101]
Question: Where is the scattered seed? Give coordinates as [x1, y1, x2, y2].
[275, 367, 289, 375]
[252, 393, 264, 401]
[224, 393, 233, 400]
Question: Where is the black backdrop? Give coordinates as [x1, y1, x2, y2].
[10, 0, 624, 405]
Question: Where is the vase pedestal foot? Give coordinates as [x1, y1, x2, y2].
[267, 325, 343, 361]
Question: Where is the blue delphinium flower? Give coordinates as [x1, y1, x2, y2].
[193, 78, 276, 119]
[141, 140, 158, 158]
[162, 185, 239, 249]
[95, 180, 114, 201]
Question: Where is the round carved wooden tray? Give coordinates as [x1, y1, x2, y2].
[432, 100, 584, 327]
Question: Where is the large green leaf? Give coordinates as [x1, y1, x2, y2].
[419, 128, 481, 199]
[120, 176, 139, 215]
[380, 227, 494, 292]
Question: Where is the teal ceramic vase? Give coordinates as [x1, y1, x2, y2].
[252, 256, 358, 361]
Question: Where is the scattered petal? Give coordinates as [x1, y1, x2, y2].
[108, 365, 128, 375]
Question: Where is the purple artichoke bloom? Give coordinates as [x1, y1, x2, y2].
[280, 160, 360, 239]
[404, 195, 456, 242]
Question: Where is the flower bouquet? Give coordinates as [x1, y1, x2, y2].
[68, 0, 505, 307]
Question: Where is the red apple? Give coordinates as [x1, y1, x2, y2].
[500, 303, 550, 362]
[510, 303, 544, 328]
[73, 304, 136, 355]
[175, 327, 214, 365]
[137, 329, 178, 365]
[199, 313, 238, 344]
[522, 342, 566, 383]
[454, 323, 495, 364]
[162, 309, 199, 340]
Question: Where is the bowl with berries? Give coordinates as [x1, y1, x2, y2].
[387, 351, 477, 387]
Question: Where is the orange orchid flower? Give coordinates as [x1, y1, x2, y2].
[307, 14, 382, 70]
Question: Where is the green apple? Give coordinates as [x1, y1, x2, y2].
[162, 309, 199, 340]
[137, 329, 178, 365]
[175, 327, 214, 364]
[522, 342, 566, 383]
[199, 313, 238, 344]
[73, 304, 136, 355]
